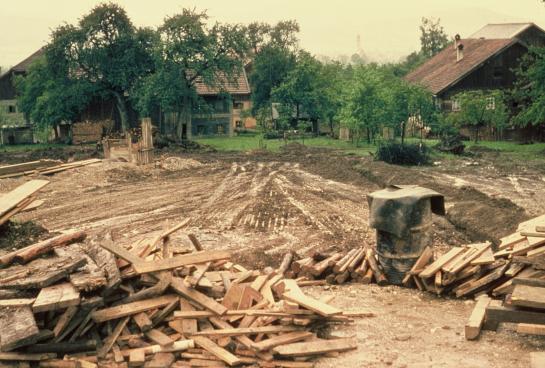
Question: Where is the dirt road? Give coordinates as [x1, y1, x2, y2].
[2, 145, 544, 367]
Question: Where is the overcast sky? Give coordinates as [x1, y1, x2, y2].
[2, 0, 545, 68]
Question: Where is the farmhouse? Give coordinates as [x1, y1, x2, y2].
[405, 23, 545, 141]
[0, 49, 255, 143]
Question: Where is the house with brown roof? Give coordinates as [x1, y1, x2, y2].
[1, 48, 255, 142]
[405, 23, 545, 140]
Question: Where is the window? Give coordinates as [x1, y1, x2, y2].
[233, 102, 244, 110]
[8, 105, 16, 113]
[452, 99, 461, 112]
[217, 124, 225, 134]
[236, 120, 244, 128]
[493, 66, 503, 79]
[197, 125, 206, 136]
[486, 97, 496, 110]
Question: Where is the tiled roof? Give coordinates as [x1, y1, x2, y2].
[194, 70, 251, 96]
[404, 38, 520, 95]
[11, 48, 45, 73]
[469, 23, 537, 39]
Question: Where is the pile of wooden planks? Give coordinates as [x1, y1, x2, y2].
[286, 247, 388, 286]
[461, 215, 545, 340]
[0, 223, 363, 367]
[0, 159, 102, 179]
[0, 179, 49, 226]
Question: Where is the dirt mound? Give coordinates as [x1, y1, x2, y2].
[0, 220, 49, 252]
[160, 157, 204, 171]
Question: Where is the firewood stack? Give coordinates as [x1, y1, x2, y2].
[0, 222, 365, 367]
[286, 247, 388, 286]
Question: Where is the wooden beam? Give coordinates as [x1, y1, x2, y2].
[465, 295, 491, 340]
[91, 295, 179, 323]
[282, 290, 342, 317]
[273, 338, 357, 357]
[98, 241, 143, 266]
[33, 283, 80, 313]
[190, 326, 301, 337]
[512, 284, 545, 309]
[133, 250, 231, 274]
[0, 180, 49, 225]
[193, 336, 241, 366]
[97, 316, 130, 358]
[0, 306, 39, 351]
[252, 331, 313, 351]
[419, 247, 464, 279]
[170, 277, 227, 316]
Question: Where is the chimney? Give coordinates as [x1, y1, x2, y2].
[454, 34, 461, 50]
[456, 43, 464, 62]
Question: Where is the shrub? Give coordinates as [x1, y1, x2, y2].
[437, 133, 465, 155]
[375, 141, 430, 166]
[263, 131, 282, 140]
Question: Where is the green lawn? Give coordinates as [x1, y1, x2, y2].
[0, 143, 69, 153]
[195, 135, 377, 155]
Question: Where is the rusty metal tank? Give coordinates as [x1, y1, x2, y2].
[367, 185, 445, 285]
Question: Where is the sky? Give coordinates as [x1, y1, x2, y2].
[1, 0, 545, 69]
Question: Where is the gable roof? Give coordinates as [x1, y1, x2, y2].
[194, 70, 251, 96]
[469, 23, 544, 40]
[404, 38, 522, 95]
[11, 48, 45, 73]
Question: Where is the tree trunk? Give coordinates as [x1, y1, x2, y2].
[113, 92, 130, 132]
[178, 95, 192, 141]
[366, 128, 371, 144]
[401, 121, 406, 145]
[329, 117, 334, 137]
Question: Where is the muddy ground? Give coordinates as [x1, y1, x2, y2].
[1, 144, 545, 367]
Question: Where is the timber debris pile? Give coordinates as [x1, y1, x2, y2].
[0, 159, 102, 180]
[0, 222, 364, 367]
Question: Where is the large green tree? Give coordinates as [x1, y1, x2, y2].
[133, 9, 248, 139]
[248, 21, 300, 116]
[512, 47, 545, 128]
[45, 3, 156, 131]
[16, 56, 98, 135]
[447, 90, 508, 142]
[272, 51, 330, 132]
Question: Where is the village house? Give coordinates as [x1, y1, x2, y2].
[405, 23, 545, 141]
[0, 49, 256, 144]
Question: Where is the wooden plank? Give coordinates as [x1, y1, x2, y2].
[91, 295, 179, 323]
[33, 283, 80, 313]
[145, 352, 175, 368]
[402, 246, 433, 285]
[133, 313, 153, 332]
[443, 243, 491, 274]
[133, 251, 231, 274]
[521, 232, 545, 238]
[0, 231, 86, 267]
[191, 326, 301, 337]
[0, 306, 39, 351]
[0, 352, 56, 361]
[531, 352, 545, 368]
[53, 306, 79, 337]
[97, 316, 130, 358]
[145, 329, 174, 346]
[0, 180, 49, 223]
[0, 298, 35, 307]
[517, 324, 545, 336]
[179, 299, 198, 335]
[252, 331, 313, 351]
[129, 348, 145, 367]
[455, 263, 509, 298]
[419, 247, 464, 279]
[512, 284, 545, 309]
[486, 302, 545, 325]
[273, 338, 357, 357]
[465, 295, 491, 340]
[193, 336, 242, 366]
[98, 241, 144, 266]
[0, 160, 58, 176]
[470, 247, 495, 266]
[170, 277, 227, 316]
[282, 290, 342, 317]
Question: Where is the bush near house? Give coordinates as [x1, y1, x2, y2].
[375, 141, 431, 166]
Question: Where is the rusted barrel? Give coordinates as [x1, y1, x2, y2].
[368, 185, 444, 285]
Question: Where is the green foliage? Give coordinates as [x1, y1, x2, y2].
[133, 8, 248, 139]
[512, 47, 545, 127]
[375, 141, 430, 166]
[419, 17, 450, 58]
[446, 90, 508, 142]
[272, 51, 330, 129]
[15, 56, 98, 129]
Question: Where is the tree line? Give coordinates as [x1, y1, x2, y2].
[12, 3, 545, 143]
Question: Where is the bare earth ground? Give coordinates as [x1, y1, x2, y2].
[1, 144, 545, 367]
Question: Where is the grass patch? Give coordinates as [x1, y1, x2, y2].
[195, 135, 377, 155]
[0, 143, 69, 153]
